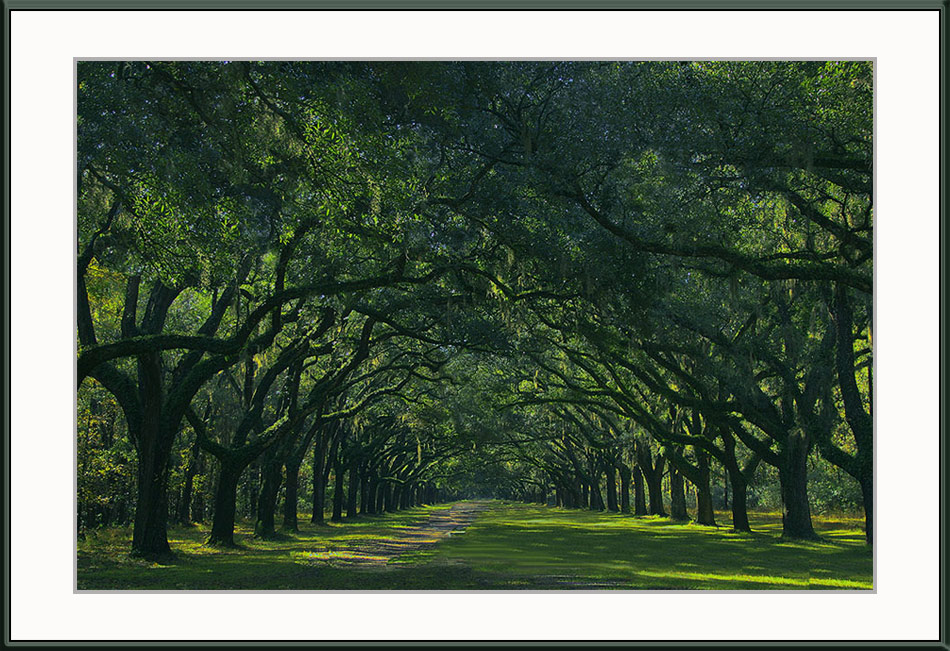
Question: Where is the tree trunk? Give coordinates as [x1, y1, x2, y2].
[383, 483, 395, 512]
[589, 472, 603, 511]
[130, 421, 175, 557]
[311, 433, 327, 524]
[360, 474, 370, 513]
[860, 475, 873, 545]
[669, 466, 688, 521]
[364, 477, 378, 514]
[605, 464, 619, 512]
[730, 475, 751, 533]
[619, 465, 631, 513]
[722, 469, 729, 510]
[177, 444, 200, 526]
[694, 450, 716, 526]
[255, 455, 282, 538]
[633, 465, 647, 515]
[376, 480, 389, 513]
[346, 463, 360, 518]
[207, 461, 243, 547]
[331, 465, 345, 522]
[282, 460, 301, 531]
[778, 432, 818, 540]
[644, 463, 666, 516]
[245, 462, 259, 519]
[129, 353, 174, 558]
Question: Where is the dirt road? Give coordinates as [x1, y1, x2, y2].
[310, 500, 491, 568]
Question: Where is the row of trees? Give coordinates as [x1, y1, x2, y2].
[78, 60, 872, 557]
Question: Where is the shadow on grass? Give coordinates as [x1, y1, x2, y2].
[77, 501, 871, 590]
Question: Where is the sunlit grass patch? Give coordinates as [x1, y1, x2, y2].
[431, 502, 871, 590]
[77, 501, 871, 590]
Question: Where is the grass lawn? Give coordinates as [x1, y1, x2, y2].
[77, 501, 871, 590]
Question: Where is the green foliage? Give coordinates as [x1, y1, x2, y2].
[78, 60, 873, 563]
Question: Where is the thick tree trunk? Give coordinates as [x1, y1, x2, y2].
[282, 460, 301, 531]
[129, 353, 174, 558]
[720, 427, 751, 532]
[255, 456, 282, 538]
[778, 432, 818, 540]
[695, 484, 716, 526]
[605, 464, 619, 512]
[207, 461, 243, 547]
[644, 463, 666, 516]
[637, 443, 666, 516]
[364, 477, 378, 514]
[589, 473, 603, 511]
[669, 466, 688, 521]
[619, 465, 631, 513]
[130, 417, 175, 557]
[131, 444, 173, 557]
[730, 476, 751, 533]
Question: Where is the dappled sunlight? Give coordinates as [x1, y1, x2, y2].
[78, 500, 871, 591]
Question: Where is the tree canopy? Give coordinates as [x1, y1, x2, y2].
[78, 60, 873, 558]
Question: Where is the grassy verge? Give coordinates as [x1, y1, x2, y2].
[77, 501, 871, 590]
[426, 502, 872, 590]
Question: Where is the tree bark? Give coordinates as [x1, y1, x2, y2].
[311, 432, 327, 524]
[282, 460, 301, 531]
[207, 461, 243, 547]
[331, 464, 345, 522]
[693, 450, 716, 526]
[605, 463, 619, 512]
[669, 465, 688, 521]
[860, 475, 873, 545]
[346, 463, 360, 518]
[632, 464, 648, 515]
[129, 354, 174, 558]
[778, 431, 818, 540]
[254, 455, 282, 538]
[730, 476, 751, 533]
[619, 465, 631, 513]
[589, 472, 604, 511]
[177, 443, 200, 526]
